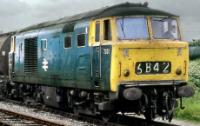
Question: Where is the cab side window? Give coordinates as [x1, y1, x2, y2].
[11, 36, 16, 52]
[95, 21, 100, 42]
[104, 19, 112, 40]
[77, 34, 85, 47]
[64, 36, 71, 48]
[41, 39, 47, 51]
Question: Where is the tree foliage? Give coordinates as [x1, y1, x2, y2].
[189, 39, 200, 46]
[189, 40, 200, 59]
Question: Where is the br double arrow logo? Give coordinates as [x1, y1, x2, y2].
[42, 58, 48, 71]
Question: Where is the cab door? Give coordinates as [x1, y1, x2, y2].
[92, 20, 102, 88]
[9, 36, 16, 79]
[92, 19, 112, 90]
[60, 32, 75, 81]
[74, 23, 91, 89]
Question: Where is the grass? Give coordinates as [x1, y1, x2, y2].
[175, 92, 200, 122]
[175, 59, 200, 122]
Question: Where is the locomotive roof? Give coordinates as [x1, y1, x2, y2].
[19, 2, 177, 32]
[0, 32, 15, 37]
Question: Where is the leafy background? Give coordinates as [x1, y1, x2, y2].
[175, 59, 200, 122]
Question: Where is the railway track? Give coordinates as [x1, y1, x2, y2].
[111, 114, 180, 126]
[0, 100, 180, 126]
[70, 114, 180, 126]
[0, 108, 64, 126]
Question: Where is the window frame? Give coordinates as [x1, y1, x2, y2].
[11, 36, 16, 52]
[150, 16, 181, 40]
[95, 21, 100, 42]
[77, 33, 86, 47]
[103, 19, 112, 41]
[64, 35, 72, 49]
[115, 16, 150, 41]
[41, 39, 48, 51]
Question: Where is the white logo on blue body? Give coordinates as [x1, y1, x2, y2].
[42, 58, 48, 71]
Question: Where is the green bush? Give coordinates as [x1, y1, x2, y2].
[189, 59, 200, 88]
[189, 40, 200, 60]
[190, 47, 200, 60]
[189, 40, 200, 47]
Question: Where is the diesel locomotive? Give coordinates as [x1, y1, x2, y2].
[0, 2, 194, 121]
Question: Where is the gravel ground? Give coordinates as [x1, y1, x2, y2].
[126, 113, 200, 126]
[155, 118, 200, 126]
[172, 119, 200, 126]
[0, 101, 96, 126]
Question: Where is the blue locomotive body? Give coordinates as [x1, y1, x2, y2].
[12, 20, 111, 91]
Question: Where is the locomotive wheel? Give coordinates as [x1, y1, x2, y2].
[73, 107, 80, 116]
[144, 109, 155, 122]
[168, 112, 174, 122]
[163, 92, 176, 121]
[101, 112, 114, 122]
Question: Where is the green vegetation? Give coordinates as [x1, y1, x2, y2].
[189, 40, 200, 47]
[175, 59, 200, 122]
[189, 40, 200, 60]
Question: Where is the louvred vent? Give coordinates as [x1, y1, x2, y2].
[24, 37, 38, 73]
